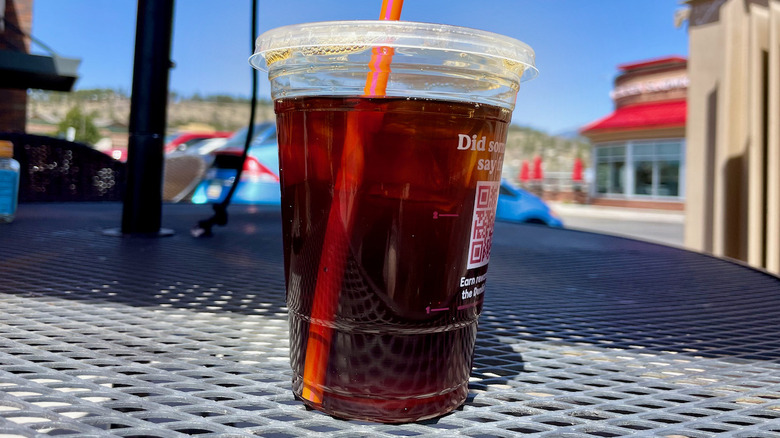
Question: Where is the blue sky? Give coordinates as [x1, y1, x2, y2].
[31, 0, 688, 135]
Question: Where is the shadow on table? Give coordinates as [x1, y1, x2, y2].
[484, 222, 780, 361]
[4, 204, 780, 362]
[469, 333, 526, 392]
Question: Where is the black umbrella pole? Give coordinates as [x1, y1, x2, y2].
[121, 0, 175, 235]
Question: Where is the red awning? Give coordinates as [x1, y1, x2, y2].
[581, 99, 686, 134]
[617, 56, 687, 72]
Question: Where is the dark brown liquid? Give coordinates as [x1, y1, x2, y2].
[275, 96, 509, 422]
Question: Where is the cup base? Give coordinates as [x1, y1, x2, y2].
[291, 377, 469, 423]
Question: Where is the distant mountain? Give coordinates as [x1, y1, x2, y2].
[28, 89, 276, 133]
[553, 128, 587, 140]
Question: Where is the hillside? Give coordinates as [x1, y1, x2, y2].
[503, 124, 590, 178]
[27, 89, 590, 180]
[27, 89, 276, 132]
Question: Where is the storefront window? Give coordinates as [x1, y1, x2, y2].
[658, 159, 680, 196]
[612, 160, 625, 194]
[634, 161, 653, 195]
[594, 144, 626, 195]
[597, 162, 609, 193]
[594, 140, 684, 199]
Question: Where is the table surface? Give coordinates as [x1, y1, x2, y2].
[1, 203, 780, 437]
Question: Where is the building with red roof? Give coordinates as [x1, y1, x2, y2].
[580, 56, 687, 210]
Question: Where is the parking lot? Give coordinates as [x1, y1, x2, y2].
[549, 202, 685, 248]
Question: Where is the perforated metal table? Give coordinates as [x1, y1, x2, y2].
[1, 203, 780, 437]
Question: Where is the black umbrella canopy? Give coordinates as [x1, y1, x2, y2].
[0, 51, 80, 91]
[0, 1, 81, 92]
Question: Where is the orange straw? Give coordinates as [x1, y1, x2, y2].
[364, 0, 404, 95]
[301, 0, 404, 405]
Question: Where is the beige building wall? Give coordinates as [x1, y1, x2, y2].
[685, 0, 780, 273]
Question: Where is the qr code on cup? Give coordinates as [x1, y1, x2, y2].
[467, 181, 500, 269]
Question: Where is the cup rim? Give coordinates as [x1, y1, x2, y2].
[250, 20, 537, 82]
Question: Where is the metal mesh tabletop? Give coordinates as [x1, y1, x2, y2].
[1, 203, 780, 437]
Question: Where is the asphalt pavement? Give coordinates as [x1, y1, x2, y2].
[549, 202, 685, 248]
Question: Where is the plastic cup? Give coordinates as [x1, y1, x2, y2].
[251, 20, 536, 423]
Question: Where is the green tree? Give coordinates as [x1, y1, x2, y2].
[56, 106, 102, 145]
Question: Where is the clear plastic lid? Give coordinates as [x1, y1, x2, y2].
[250, 20, 537, 109]
[251, 20, 536, 81]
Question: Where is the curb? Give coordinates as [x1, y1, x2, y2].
[548, 201, 685, 224]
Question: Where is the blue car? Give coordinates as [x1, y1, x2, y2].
[496, 180, 563, 227]
[192, 134, 563, 228]
[191, 124, 281, 205]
